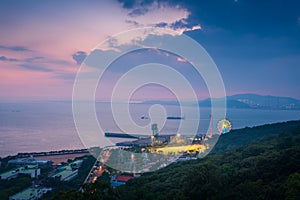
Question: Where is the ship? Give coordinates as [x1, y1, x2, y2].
[167, 116, 185, 120]
[140, 115, 149, 120]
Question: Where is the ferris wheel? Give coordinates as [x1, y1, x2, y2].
[217, 119, 232, 134]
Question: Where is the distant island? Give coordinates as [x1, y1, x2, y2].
[141, 93, 300, 110]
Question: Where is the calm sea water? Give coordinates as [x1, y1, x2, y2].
[0, 101, 299, 157]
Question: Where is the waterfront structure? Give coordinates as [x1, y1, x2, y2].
[114, 122, 208, 156]
[9, 187, 52, 200]
[116, 135, 171, 147]
[0, 165, 40, 180]
[16, 149, 89, 157]
[106, 122, 211, 169]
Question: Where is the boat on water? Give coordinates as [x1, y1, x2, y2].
[167, 116, 185, 120]
[141, 115, 185, 120]
[140, 115, 149, 120]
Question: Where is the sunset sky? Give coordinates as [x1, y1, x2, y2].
[0, 0, 300, 101]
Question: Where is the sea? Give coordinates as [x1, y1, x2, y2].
[0, 101, 300, 158]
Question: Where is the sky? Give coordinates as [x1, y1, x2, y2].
[0, 0, 300, 101]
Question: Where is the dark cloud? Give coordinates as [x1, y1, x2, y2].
[125, 19, 140, 26]
[118, 0, 151, 9]
[128, 7, 148, 17]
[0, 55, 19, 62]
[169, 18, 201, 31]
[176, 0, 300, 38]
[155, 22, 168, 28]
[118, 0, 136, 8]
[25, 56, 44, 62]
[24, 56, 70, 65]
[0, 55, 70, 67]
[170, 19, 188, 29]
[72, 51, 87, 65]
[118, 0, 156, 9]
[19, 64, 52, 72]
[120, 0, 300, 39]
[0, 45, 32, 52]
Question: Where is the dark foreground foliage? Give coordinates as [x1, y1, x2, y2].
[54, 120, 300, 200]
[0, 174, 32, 200]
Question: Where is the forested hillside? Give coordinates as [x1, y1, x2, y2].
[53, 120, 300, 200]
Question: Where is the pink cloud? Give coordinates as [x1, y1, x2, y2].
[0, 0, 202, 100]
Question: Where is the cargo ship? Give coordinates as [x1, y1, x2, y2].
[167, 116, 185, 120]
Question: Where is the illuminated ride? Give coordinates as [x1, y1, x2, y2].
[217, 119, 232, 134]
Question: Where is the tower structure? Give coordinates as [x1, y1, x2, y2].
[209, 114, 213, 137]
[152, 123, 158, 137]
[151, 123, 158, 146]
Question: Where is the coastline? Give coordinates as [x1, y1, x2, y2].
[35, 153, 89, 165]
[15, 148, 89, 158]
[0, 149, 90, 165]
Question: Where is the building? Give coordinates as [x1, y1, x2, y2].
[116, 135, 173, 148]
[51, 160, 83, 181]
[0, 169, 18, 179]
[52, 168, 78, 181]
[9, 187, 52, 200]
[8, 156, 52, 166]
[0, 165, 40, 180]
[69, 159, 83, 169]
[111, 175, 134, 187]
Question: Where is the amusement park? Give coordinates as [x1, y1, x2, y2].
[85, 117, 232, 185]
